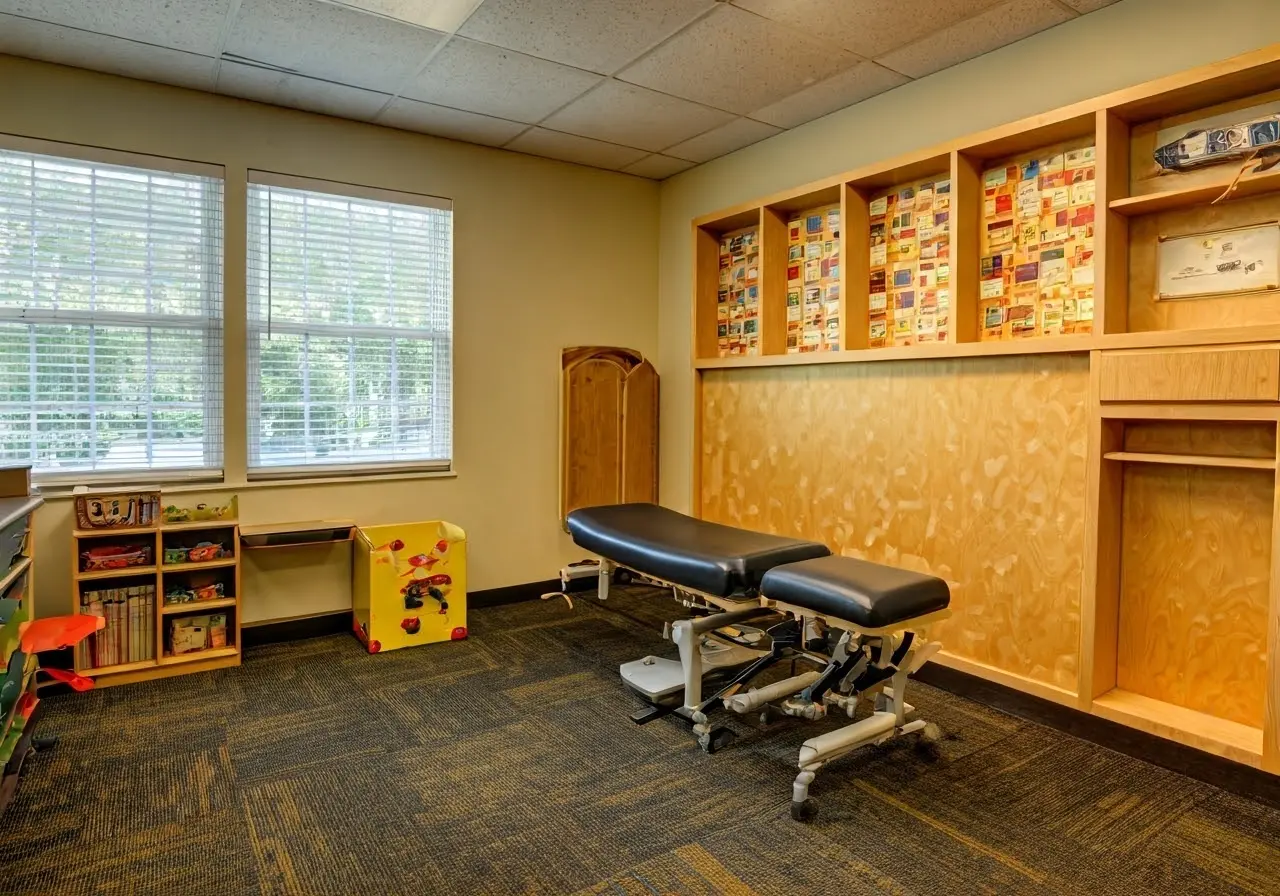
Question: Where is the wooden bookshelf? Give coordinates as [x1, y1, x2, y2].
[72, 509, 241, 687]
[688, 42, 1280, 777]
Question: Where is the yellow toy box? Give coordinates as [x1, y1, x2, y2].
[352, 521, 467, 653]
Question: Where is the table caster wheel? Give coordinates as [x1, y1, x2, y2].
[702, 727, 735, 754]
[613, 569, 633, 585]
[791, 799, 817, 822]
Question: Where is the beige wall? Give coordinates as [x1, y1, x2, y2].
[656, 0, 1280, 514]
[0, 55, 659, 623]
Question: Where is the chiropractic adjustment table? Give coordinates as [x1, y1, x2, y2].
[565, 503, 952, 820]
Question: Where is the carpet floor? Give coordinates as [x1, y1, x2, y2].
[2, 587, 1280, 895]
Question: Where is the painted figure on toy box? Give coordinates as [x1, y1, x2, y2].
[352, 521, 467, 653]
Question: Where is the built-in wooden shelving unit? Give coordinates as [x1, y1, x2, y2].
[690, 43, 1280, 776]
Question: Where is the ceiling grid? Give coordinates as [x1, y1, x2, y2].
[0, 0, 1119, 178]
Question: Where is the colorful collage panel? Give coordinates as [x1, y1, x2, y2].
[786, 205, 841, 353]
[716, 228, 761, 357]
[979, 143, 1096, 340]
[868, 178, 952, 348]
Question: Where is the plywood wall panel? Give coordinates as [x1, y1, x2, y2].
[563, 359, 622, 515]
[1117, 463, 1272, 728]
[1123, 420, 1277, 458]
[1128, 193, 1280, 333]
[622, 360, 659, 505]
[701, 354, 1089, 691]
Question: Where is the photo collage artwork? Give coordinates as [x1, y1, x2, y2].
[786, 206, 841, 352]
[869, 178, 952, 347]
[717, 228, 760, 357]
[979, 143, 1096, 340]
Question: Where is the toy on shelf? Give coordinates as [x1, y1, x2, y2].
[79, 544, 153, 572]
[163, 541, 232, 565]
[164, 582, 225, 606]
[161, 496, 237, 524]
[786, 205, 841, 353]
[167, 613, 228, 655]
[716, 228, 761, 357]
[353, 521, 467, 654]
[868, 178, 952, 348]
[73, 489, 159, 530]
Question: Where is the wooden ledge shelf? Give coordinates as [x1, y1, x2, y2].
[1102, 451, 1277, 470]
[75, 565, 157, 581]
[0, 557, 31, 594]
[159, 645, 239, 666]
[240, 520, 355, 549]
[72, 526, 154, 538]
[160, 557, 237, 572]
[161, 597, 237, 614]
[696, 334, 1095, 370]
[79, 659, 156, 677]
[1092, 689, 1263, 768]
[161, 519, 238, 531]
[1110, 168, 1280, 216]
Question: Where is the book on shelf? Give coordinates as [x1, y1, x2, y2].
[79, 583, 156, 669]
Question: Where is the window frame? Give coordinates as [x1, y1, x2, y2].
[0, 134, 227, 487]
[244, 170, 454, 480]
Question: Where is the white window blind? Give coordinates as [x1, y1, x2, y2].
[246, 174, 452, 476]
[0, 146, 224, 481]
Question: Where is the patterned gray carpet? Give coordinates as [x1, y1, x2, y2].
[2, 587, 1279, 895]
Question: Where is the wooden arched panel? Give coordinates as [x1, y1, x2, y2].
[561, 348, 659, 524]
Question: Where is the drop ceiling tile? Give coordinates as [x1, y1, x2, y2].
[1060, 0, 1117, 10]
[402, 37, 602, 123]
[217, 61, 391, 119]
[542, 81, 734, 153]
[379, 97, 527, 146]
[457, 0, 715, 75]
[749, 61, 909, 129]
[664, 117, 781, 163]
[0, 0, 235, 55]
[0, 14, 220, 89]
[225, 0, 444, 94]
[732, 0, 1004, 58]
[877, 0, 1074, 80]
[505, 128, 648, 170]
[328, 0, 485, 32]
[622, 154, 696, 180]
[617, 4, 859, 115]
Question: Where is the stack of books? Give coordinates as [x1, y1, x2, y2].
[78, 584, 155, 667]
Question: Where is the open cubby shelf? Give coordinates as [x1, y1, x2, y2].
[72, 515, 242, 686]
[693, 44, 1280, 368]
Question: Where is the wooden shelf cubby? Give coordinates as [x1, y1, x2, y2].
[690, 43, 1280, 777]
[72, 515, 242, 686]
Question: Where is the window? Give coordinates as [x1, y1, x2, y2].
[246, 173, 452, 476]
[0, 144, 224, 482]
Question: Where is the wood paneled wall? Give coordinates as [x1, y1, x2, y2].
[700, 354, 1089, 692]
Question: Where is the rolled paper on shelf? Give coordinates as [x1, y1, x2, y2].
[1154, 115, 1280, 171]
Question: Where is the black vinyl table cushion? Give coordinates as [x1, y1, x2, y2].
[566, 503, 830, 597]
[761, 555, 951, 628]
